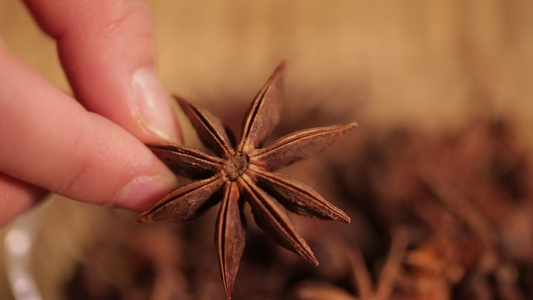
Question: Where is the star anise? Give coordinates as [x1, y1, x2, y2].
[138, 61, 356, 298]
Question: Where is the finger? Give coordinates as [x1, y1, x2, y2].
[0, 46, 176, 211]
[0, 173, 47, 226]
[24, 0, 181, 144]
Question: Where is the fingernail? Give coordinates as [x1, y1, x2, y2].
[132, 67, 182, 144]
[116, 175, 176, 210]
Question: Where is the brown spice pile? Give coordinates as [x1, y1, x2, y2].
[63, 116, 533, 300]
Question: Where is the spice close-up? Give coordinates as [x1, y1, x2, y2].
[138, 62, 356, 298]
[1, 1, 533, 300]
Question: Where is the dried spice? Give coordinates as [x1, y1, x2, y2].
[64, 116, 533, 300]
[327, 119, 533, 300]
[293, 231, 407, 300]
[137, 61, 356, 298]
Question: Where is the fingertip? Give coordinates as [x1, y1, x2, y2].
[115, 174, 177, 212]
[132, 67, 183, 145]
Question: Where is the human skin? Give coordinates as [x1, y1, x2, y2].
[0, 0, 182, 225]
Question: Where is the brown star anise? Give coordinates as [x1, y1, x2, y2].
[138, 61, 356, 298]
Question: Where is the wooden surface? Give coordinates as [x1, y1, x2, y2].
[3, 1, 533, 130]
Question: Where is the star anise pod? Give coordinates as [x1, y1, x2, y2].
[138, 61, 356, 298]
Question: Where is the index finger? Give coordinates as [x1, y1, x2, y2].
[24, 0, 182, 144]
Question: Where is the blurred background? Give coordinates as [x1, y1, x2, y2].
[1, 1, 533, 299]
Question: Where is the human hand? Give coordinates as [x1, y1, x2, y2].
[0, 0, 181, 225]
